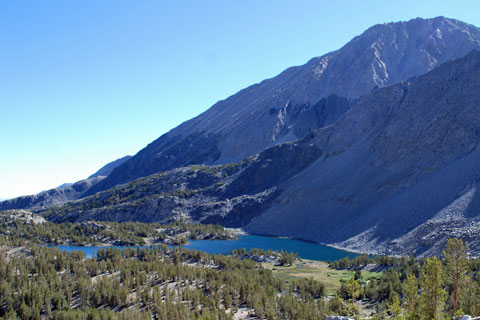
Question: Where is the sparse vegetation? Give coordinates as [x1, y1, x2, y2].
[0, 211, 237, 246]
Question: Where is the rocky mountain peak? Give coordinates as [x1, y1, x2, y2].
[319, 16, 480, 99]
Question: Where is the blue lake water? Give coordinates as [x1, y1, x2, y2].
[48, 235, 361, 261]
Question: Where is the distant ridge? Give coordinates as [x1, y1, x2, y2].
[0, 156, 131, 211]
[88, 156, 132, 179]
[0, 176, 105, 211]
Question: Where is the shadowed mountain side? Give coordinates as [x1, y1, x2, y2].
[85, 96, 352, 196]
[85, 17, 480, 195]
[40, 137, 324, 228]
[244, 50, 480, 256]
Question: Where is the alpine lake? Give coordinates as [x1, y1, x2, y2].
[49, 234, 361, 261]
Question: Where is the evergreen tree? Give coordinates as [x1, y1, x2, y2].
[403, 273, 418, 319]
[387, 292, 402, 320]
[343, 278, 361, 301]
[443, 238, 469, 314]
[419, 257, 446, 320]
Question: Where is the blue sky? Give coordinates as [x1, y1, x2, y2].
[1, 0, 479, 199]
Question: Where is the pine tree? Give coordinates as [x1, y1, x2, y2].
[388, 292, 402, 319]
[419, 257, 446, 320]
[403, 273, 418, 319]
[443, 238, 469, 314]
[344, 278, 361, 301]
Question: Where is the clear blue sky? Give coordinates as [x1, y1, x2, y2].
[1, 0, 479, 199]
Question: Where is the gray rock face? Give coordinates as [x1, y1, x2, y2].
[87, 17, 480, 195]
[41, 141, 321, 228]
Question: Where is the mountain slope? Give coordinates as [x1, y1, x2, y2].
[86, 16, 480, 195]
[88, 156, 132, 179]
[41, 50, 480, 256]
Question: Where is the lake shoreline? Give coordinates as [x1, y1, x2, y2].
[42, 226, 372, 262]
[42, 228, 371, 260]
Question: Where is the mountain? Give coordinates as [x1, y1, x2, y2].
[0, 156, 130, 211]
[86, 16, 480, 195]
[41, 50, 480, 256]
[6, 17, 480, 256]
[88, 156, 132, 179]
